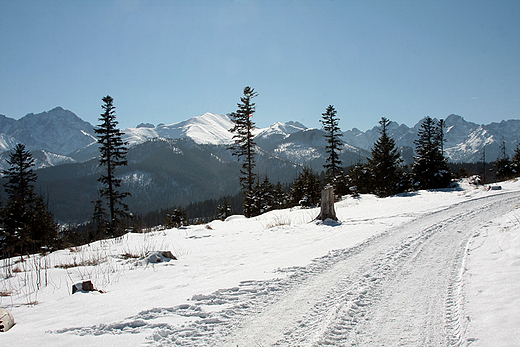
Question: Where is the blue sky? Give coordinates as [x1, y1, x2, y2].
[1, 0, 519, 131]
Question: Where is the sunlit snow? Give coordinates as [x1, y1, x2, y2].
[1, 179, 519, 346]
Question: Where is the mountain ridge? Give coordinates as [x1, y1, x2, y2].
[0, 108, 518, 169]
[1, 107, 518, 223]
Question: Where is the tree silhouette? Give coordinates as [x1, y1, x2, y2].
[1, 144, 56, 255]
[95, 95, 130, 236]
[412, 117, 451, 189]
[367, 117, 405, 197]
[320, 105, 343, 190]
[229, 86, 258, 217]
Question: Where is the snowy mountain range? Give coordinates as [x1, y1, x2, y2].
[344, 114, 520, 163]
[0, 107, 518, 169]
[0, 106, 518, 222]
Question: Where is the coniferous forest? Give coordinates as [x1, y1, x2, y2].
[2, 87, 520, 254]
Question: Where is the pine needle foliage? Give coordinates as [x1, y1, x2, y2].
[320, 105, 343, 188]
[165, 207, 188, 228]
[511, 143, 520, 177]
[217, 197, 232, 221]
[367, 117, 405, 197]
[94, 95, 130, 236]
[412, 116, 451, 189]
[229, 86, 258, 217]
[1, 144, 57, 256]
[290, 167, 322, 207]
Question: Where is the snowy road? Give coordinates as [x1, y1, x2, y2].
[4, 186, 516, 346]
[150, 190, 520, 346]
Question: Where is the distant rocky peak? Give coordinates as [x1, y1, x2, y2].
[445, 114, 465, 123]
[137, 123, 155, 128]
[20, 106, 91, 128]
[0, 107, 97, 156]
[285, 121, 307, 130]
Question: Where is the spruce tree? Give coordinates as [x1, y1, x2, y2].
[494, 157, 512, 181]
[367, 117, 405, 197]
[347, 163, 372, 196]
[412, 117, 451, 189]
[95, 95, 130, 236]
[1, 144, 57, 255]
[217, 197, 232, 221]
[272, 182, 289, 210]
[229, 86, 258, 217]
[256, 175, 275, 215]
[320, 105, 343, 190]
[511, 143, 520, 177]
[165, 207, 187, 228]
[493, 139, 513, 180]
[290, 167, 322, 207]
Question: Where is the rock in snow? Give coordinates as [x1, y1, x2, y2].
[0, 308, 15, 332]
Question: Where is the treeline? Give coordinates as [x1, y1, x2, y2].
[0, 144, 58, 258]
[3, 87, 520, 256]
[1, 95, 132, 257]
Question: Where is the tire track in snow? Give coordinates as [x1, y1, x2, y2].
[324, 192, 519, 347]
[225, 191, 520, 347]
[53, 191, 520, 346]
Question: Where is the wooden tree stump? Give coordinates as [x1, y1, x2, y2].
[317, 184, 337, 221]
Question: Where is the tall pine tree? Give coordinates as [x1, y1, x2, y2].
[229, 86, 258, 217]
[367, 117, 405, 197]
[95, 95, 130, 237]
[1, 144, 57, 256]
[412, 117, 451, 189]
[320, 105, 343, 190]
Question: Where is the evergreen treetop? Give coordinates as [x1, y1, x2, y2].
[95, 95, 130, 236]
[3, 143, 37, 204]
[320, 105, 343, 188]
[96, 96, 128, 169]
[412, 116, 451, 189]
[1, 144, 57, 256]
[367, 117, 404, 197]
[229, 86, 259, 217]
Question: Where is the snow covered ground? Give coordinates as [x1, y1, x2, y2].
[1, 179, 519, 346]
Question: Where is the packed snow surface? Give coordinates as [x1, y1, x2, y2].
[1, 179, 519, 346]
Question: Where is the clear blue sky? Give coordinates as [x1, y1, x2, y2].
[1, 0, 519, 131]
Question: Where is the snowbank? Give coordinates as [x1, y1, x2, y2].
[0, 178, 518, 346]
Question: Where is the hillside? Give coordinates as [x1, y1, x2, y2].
[1, 108, 519, 167]
[0, 107, 519, 223]
[1, 179, 519, 346]
[33, 137, 301, 222]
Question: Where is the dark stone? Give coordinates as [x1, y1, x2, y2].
[72, 280, 97, 294]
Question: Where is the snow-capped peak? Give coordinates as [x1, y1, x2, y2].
[123, 113, 234, 146]
[171, 112, 234, 145]
[255, 121, 307, 140]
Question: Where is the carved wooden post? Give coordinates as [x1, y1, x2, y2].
[318, 184, 337, 221]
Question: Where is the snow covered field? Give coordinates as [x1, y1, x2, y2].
[1, 179, 519, 346]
